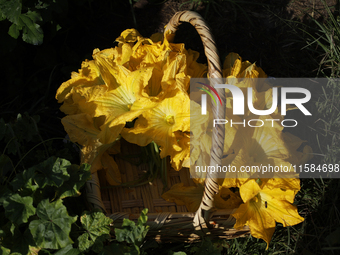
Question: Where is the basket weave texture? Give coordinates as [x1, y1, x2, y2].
[85, 11, 250, 242]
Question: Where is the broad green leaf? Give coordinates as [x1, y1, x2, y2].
[115, 210, 149, 245]
[0, 0, 21, 24]
[11, 167, 38, 195]
[3, 194, 36, 225]
[56, 163, 91, 199]
[54, 244, 81, 255]
[19, 12, 43, 45]
[33, 157, 70, 188]
[29, 199, 77, 249]
[77, 234, 108, 253]
[77, 211, 112, 252]
[7, 23, 20, 41]
[0, 245, 11, 255]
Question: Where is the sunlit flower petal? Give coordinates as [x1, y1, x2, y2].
[232, 182, 304, 249]
[170, 131, 190, 171]
[122, 90, 190, 158]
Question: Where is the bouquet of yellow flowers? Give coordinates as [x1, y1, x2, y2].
[56, 17, 312, 248]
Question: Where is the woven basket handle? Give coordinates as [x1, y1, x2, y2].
[164, 11, 226, 229]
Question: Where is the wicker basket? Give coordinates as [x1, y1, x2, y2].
[85, 10, 250, 242]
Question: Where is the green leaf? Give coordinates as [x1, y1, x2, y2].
[11, 167, 38, 196]
[33, 157, 70, 188]
[29, 199, 77, 250]
[19, 11, 43, 45]
[115, 210, 149, 246]
[54, 244, 81, 255]
[56, 163, 91, 199]
[3, 193, 36, 225]
[0, 0, 22, 24]
[77, 211, 112, 252]
[0, 245, 11, 255]
[138, 208, 148, 225]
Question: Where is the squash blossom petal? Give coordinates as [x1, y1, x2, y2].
[56, 60, 104, 115]
[232, 181, 304, 249]
[61, 113, 122, 185]
[121, 90, 190, 159]
[170, 131, 190, 171]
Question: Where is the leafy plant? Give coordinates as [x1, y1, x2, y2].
[100, 208, 150, 255]
[0, 156, 93, 253]
[0, 0, 68, 45]
[77, 211, 113, 253]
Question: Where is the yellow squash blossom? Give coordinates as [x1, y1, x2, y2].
[169, 131, 190, 171]
[56, 28, 208, 179]
[61, 113, 122, 185]
[232, 180, 304, 249]
[56, 60, 104, 115]
[223, 52, 267, 79]
[121, 90, 190, 159]
[114, 29, 207, 100]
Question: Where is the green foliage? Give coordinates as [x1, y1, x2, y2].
[0, 113, 79, 175]
[0, 151, 152, 254]
[115, 208, 149, 245]
[101, 208, 150, 255]
[77, 211, 113, 253]
[0, 0, 68, 45]
[0, 156, 92, 254]
[303, 0, 340, 78]
[33, 157, 71, 188]
[29, 199, 77, 249]
[56, 164, 93, 199]
[3, 193, 36, 225]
